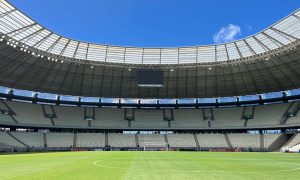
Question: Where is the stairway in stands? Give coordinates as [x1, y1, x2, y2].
[164, 134, 169, 148]
[124, 109, 135, 128]
[6, 132, 29, 148]
[41, 105, 57, 126]
[0, 100, 18, 123]
[135, 134, 139, 147]
[241, 106, 255, 127]
[260, 133, 264, 151]
[43, 133, 47, 147]
[73, 132, 77, 148]
[224, 134, 233, 149]
[163, 109, 174, 128]
[202, 108, 215, 128]
[193, 134, 200, 150]
[280, 102, 300, 125]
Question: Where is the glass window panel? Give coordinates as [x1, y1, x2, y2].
[60, 95, 79, 102]
[161, 48, 178, 64]
[239, 95, 260, 102]
[177, 98, 196, 104]
[244, 38, 265, 54]
[74, 42, 88, 60]
[62, 40, 78, 58]
[87, 44, 107, 62]
[236, 40, 254, 57]
[179, 47, 197, 64]
[197, 46, 215, 62]
[81, 97, 99, 103]
[140, 99, 157, 104]
[159, 99, 176, 104]
[143, 48, 160, 64]
[101, 98, 119, 104]
[120, 98, 139, 104]
[255, 34, 279, 50]
[226, 43, 240, 60]
[198, 98, 216, 104]
[106, 46, 126, 63]
[37, 93, 58, 100]
[216, 45, 228, 61]
[124, 48, 143, 64]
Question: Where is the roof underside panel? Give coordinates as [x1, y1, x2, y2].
[197, 46, 215, 62]
[143, 48, 161, 64]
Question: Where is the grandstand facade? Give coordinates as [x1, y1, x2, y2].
[0, 0, 300, 153]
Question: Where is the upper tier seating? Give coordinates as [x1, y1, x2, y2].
[11, 132, 44, 148]
[211, 107, 244, 128]
[132, 110, 168, 128]
[247, 103, 289, 127]
[46, 132, 74, 148]
[0, 131, 25, 148]
[5, 101, 51, 125]
[172, 109, 207, 128]
[264, 133, 281, 149]
[138, 134, 166, 147]
[196, 133, 228, 148]
[0, 100, 299, 129]
[54, 106, 87, 127]
[167, 134, 197, 148]
[93, 108, 127, 128]
[76, 133, 105, 147]
[284, 133, 300, 148]
[228, 133, 260, 149]
[108, 133, 136, 147]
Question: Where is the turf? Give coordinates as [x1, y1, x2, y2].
[0, 151, 299, 180]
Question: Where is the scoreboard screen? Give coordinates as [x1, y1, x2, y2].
[138, 70, 164, 87]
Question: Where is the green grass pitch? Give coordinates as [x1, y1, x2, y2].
[0, 151, 299, 180]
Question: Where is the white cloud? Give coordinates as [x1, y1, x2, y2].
[245, 25, 253, 31]
[213, 24, 241, 44]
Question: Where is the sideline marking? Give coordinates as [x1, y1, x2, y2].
[93, 160, 300, 174]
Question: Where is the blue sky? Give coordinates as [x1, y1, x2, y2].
[9, 0, 300, 47]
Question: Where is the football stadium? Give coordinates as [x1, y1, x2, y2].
[0, 0, 300, 179]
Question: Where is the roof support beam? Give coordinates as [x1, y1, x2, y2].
[261, 32, 284, 46]
[6, 23, 37, 36]
[252, 36, 270, 51]
[34, 61, 57, 90]
[68, 64, 79, 95]
[59, 39, 71, 56]
[48, 63, 63, 92]
[243, 40, 257, 55]
[270, 27, 298, 40]
[10, 57, 41, 88]
[21, 28, 45, 43]
[32, 32, 53, 48]
[259, 61, 284, 90]
[1, 55, 32, 80]
[229, 66, 239, 95]
[79, 65, 86, 96]
[0, 9, 16, 19]
[45, 36, 62, 52]
[292, 14, 300, 20]
[58, 63, 72, 94]
[242, 63, 260, 93]
[267, 58, 295, 87]
[234, 42, 243, 58]
[72, 42, 80, 58]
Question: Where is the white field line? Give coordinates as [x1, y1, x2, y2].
[93, 160, 300, 174]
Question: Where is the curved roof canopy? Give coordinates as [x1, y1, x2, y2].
[0, 0, 300, 66]
[0, 0, 300, 99]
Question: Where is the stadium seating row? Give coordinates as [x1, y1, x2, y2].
[0, 131, 290, 151]
[1, 101, 300, 129]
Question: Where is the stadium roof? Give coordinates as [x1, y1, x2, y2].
[0, 0, 300, 98]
